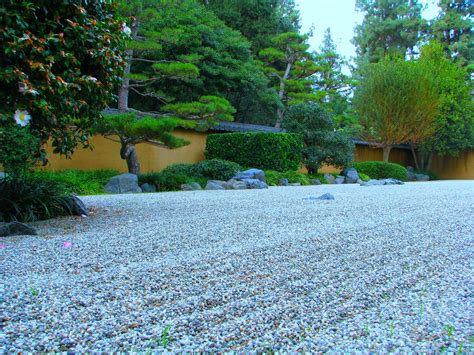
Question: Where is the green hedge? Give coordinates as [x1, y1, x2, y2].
[353, 161, 408, 181]
[205, 132, 303, 172]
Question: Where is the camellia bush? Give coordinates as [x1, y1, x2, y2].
[0, 0, 126, 173]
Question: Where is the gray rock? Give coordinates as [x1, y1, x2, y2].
[407, 166, 416, 181]
[278, 178, 289, 186]
[208, 180, 231, 189]
[0, 171, 7, 180]
[335, 176, 345, 184]
[241, 179, 268, 189]
[205, 181, 225, 190]
[104, 173, 142, 194]
[233, 168, 265, 182]
[64, 195, 88, 216]
[310, 179, 322, 185]
[343, 168, 360, 184]
[0, 222, 37, 237]
[360, 178, 405, 186]
[324, 174, 336, 184]
[140, 183, 156, 193]
[190, 182, 202, 190]
[181, 184, 193, 191]
[303, 193, 335, 201]
[227, 179, 247, 190]
[289, 183, 301, 186]
[415, 173, 430, 181]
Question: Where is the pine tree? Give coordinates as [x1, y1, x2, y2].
[353, 0, 427, 63]
[260, 32, 320, 128]
[101, 0, 237, 174]
[432, 0, 473, 71]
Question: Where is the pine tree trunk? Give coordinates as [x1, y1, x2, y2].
[382, 146, 392, 162]
[426, 153, 433, 171]
[274, 61, 293, 128]
[118, 20, 139, 112]
[120, 142, 140, 175]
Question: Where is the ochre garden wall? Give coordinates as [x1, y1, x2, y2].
[42, 130, 473, 179]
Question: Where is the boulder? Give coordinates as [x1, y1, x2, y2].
[0, 222, 37, 237]
[227, 179, 247, 190]
[241, 179, 268, 189]
[324, 174, 336, 184]
[205, 181, 225, 190]
[303, 193, 335, 201]
[360, 178, 404, 186]
[288, 183, 301, 186]
[64, 195, 88, 216]
[407, 166, 416, 181]
[181, 184, 193, 191]
[335, 176, 345, 184]
[415, 173, 430, 181]
[233, 168, 265, 182]
[140, 183, 156, 193]
[310, 179, 322, 185]
[104, 173, 142, 194]
[343, 168, 359, 184]
[190, 182, 202, 190]
[208, 180, 231, 189]
[278, 178, 289, 186]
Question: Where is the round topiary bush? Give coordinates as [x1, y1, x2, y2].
[353, 161, 408, 181]
[194, 159, 241, 181]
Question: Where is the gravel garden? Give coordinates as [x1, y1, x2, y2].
[1, 180, 473, 352]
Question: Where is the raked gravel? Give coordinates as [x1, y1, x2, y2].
[1, 180, 473, 352]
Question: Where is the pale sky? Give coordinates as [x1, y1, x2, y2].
[297, 0, 440, 61]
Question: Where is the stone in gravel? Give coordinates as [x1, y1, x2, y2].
[335, 176, 345, 184]
[104, 173, 142, 194]
[227, 179, 247, 190]
[324, 174, 336, 184]
[304, 193, 335, 200]
[289, 183, 301, 186]
[140, 183, 156, 193]
[360, 178, 404, 186]
[415, 173, 430, 181]
[278, 178, 289, 186]
[205, 181, 225, 190]
[310, 179, 322, 185]
[233, 169, 265, 182]
[208, 180, 231, 189]
[190, 182, 202, 190]
[384, 178, 404, 185]
[64, 195, 88, 216]
[343, 168, 359, 184]
[0, 222, 37, 237]
[181, 184, 193, 191]
[241, 179, 268, 189]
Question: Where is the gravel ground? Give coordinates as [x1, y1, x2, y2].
[1, 181, 473, 352]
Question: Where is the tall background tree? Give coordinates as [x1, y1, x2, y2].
[431, 0, 473, 72]
[353, 0, 427, 63]
[0, 0, 125, 174]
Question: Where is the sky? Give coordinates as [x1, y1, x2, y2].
[296, 0, 440, 61]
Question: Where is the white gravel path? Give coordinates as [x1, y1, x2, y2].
[1, 181, 473, 352]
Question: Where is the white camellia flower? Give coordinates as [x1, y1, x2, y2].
[14, 110, 31, 127]
[122, 23, 132, 36]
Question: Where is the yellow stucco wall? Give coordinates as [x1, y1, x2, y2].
[431, 150, 474, 180]
[44, 129, 207, 173]
[42, 130, 473, 179]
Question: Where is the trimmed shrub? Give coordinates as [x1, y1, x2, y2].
[265, 170, 311, 186]
[358, 173, 371, 182]
[205, 132, 303, 172]
[138, 171, 195, 192]
[353, 161, 408, 181]
[161, 163, 197, 177]
[30, 169, 119, 195]
[194, 159, 241, 181]
[0, 176, 74, 222]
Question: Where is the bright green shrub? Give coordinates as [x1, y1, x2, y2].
[194, 159, 241, 180]
[264, 170, 311, 186]
[30, 169, 118, 195]
[205, 132, 303, 172]
[353, 161, 408, 181]
[161, 163, 197, 177]
[358, 173, 371, 182]
[0, 176, 74, 222]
